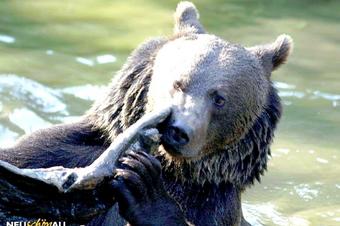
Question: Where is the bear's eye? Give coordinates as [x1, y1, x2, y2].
[213, 94, 225, 108]
[173, 81, 184, 91]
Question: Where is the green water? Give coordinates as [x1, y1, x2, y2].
[0, 0, 339, 225]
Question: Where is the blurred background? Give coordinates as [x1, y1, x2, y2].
[0, 0, 339, 225]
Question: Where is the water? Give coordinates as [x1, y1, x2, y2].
[0, 1, 339, 225]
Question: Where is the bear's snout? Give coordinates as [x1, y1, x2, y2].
[167, 125, 190, 146]
[153, 92, 210, 158]
[161, 120, 192, 156]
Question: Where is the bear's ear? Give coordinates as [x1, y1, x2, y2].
[248, 34, 293, 75]
[174, 1, 205, 34]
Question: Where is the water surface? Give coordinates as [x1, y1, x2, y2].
[0, 1, 339, 225]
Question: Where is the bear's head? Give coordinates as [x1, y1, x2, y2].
[146, 1, 293, 167]
[90, 1, 293, 186]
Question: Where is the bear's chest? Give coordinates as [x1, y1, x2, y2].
[163, 177, 242, 226]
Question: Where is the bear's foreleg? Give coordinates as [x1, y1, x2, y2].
[111, 150, 189, 226]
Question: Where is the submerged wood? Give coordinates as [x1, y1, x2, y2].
[0, 107, 171, 223]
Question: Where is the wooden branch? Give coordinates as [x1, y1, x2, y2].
[0, 106, 171, 223]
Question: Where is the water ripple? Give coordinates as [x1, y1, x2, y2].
[274, 81, 296, 89]
[278, 90, 305, 98]
[312, 90, 340, 101]
[76, 57, 94, 66]
[9, 108, 52, 133]
[294, 184, 319, 201]
[275, 80, 340, 107]
[316, 157, 329, 164]
[60, 84, 105, 101]
[0, 125, 18, 147]
[0, 34, 15, 43]
[0, 74, 67, 114]
[243, 203, 310, 226]
[75, 54, 117, 66]
[96, 54, 116, 64]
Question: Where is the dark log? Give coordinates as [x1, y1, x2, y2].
[0, 107, 171, 223]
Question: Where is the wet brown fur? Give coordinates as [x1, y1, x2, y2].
[85, 34, 281, 188]
[0, 2, 291, 225]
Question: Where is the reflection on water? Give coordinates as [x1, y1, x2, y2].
[316, 157, 328, 164]
[0, 74, 105, 145]
[76, 54, 117, 67]
[0, 125, 18, 147]
[0, 34, 15, 44]
[243, 203, 310, 226]
[293, 184, 319, 201]
[46, 50, 54, 55]
[274, 81, 340, 107]
[97, 54, 117, 64]
[76, 57, 95, 66]
[61, 84, 105, 101]
[9, 108, 52, 134]
[0, 1, 339, 225]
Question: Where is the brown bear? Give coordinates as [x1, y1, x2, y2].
[0, 1, 293, 226]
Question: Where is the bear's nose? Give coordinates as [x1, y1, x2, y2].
[167, 125, 190, 146]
